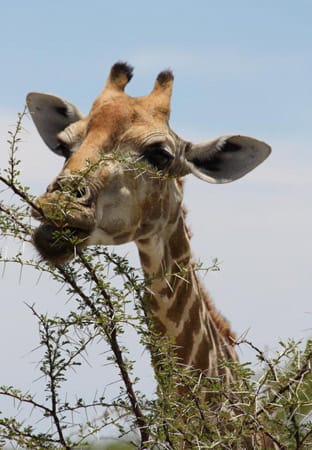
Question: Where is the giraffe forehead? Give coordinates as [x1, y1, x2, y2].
[89, 94, 170, 135]
[64, 97, 172, 173]
[60, 62, 176, 175]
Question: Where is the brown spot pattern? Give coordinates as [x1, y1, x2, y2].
[114, 231, 132, 243]
[187, 298, 201, 336]
[144, 192, 162, 221]
[194, 334, 211, 371]
[149, 294, 160, 312]
[168, 217, 189, 260]
[152, 316, 167, 335]
[159, 285, 174, 298]
[175, 328, 193, 364]
[139, 250, 151, 268]
[166, 277, 193, 325]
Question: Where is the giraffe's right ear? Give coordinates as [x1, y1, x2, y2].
[26, 92, 83, 157]
[185, 135, 271, 184]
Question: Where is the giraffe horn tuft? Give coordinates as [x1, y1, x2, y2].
[156, 69, 174, 86]
[104, 61, 134, 92]
[110, 62, 134, 84]
[149, 69, 174, 117]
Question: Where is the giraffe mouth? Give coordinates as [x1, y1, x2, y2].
[31, 191, 96, 264]
[32, 223, 90, 265]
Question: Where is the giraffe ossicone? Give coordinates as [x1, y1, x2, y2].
[27, 61, 271, 378]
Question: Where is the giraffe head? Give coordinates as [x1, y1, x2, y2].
[27, 62, 271, 264]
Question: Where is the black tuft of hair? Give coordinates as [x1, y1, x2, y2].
[110, 61, 134, 82]
[157, 70, 174, 85]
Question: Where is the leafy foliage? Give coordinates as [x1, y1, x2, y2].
[1, 112, 312, 449]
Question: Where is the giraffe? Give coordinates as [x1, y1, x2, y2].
[27, 62, 271, 446]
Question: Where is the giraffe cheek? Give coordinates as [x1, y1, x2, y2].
[99, 216, 128, 235]
[95, 201, 141, 241]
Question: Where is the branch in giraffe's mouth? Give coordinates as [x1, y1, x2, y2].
[32, 224, 90, 265]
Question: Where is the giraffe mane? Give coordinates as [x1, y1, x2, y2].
[199, 279, 236, 343]
[179, 177, 236, 344]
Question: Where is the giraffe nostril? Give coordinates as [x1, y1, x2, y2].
[45, 177, 92, 204]
[73, 185, 93, 206]
[75, 186, 87, 198]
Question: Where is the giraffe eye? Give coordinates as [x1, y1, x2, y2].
[142, 145, 174, 170]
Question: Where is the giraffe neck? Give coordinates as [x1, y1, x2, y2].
[135, 210, 238, 379]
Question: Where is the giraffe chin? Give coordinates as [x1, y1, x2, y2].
[32, 224, 89, 265]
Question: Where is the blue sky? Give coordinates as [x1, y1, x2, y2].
[2, 0, 312, 139]
[1, 0, 312, 436]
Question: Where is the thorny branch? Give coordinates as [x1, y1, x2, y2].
[236, 338, 278, 383]
[72, 250, 149, 444]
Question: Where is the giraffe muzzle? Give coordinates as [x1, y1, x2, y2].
[32, 191, 96, 230]
[31, 192, 96, 264]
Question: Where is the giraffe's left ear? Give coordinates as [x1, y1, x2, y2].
[26, 92, 83, 156]
[185, 135, 271, 184]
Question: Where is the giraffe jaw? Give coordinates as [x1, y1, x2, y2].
[32, 223, 90, 265]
